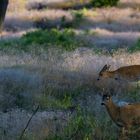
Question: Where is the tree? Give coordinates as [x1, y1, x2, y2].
[0, 0, 9, 33]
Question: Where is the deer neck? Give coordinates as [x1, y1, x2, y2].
[106, 71, 116, 78]
[105, 100, 120, 124]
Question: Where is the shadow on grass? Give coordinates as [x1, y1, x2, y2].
[26, 0, 92, 11]
[4, 13, 78, 31]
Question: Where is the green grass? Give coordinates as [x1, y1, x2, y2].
[0, 28, 88, 53]
[0, 28, 126, 55]
[128, 39, 140, 53]
[45, 107, 117, 140]
[38, 87, 84, 110]
[126, 86, 140, 102]
[72, 10, 84, 26]
[38, 93, 73, 110]
[38, 86, 117, 140]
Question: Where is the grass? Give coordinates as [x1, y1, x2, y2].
[27, 0, 91, 10]
[1, 29, 113, 55]
[126, 86, 140, 102]
[3, 14, 140, 55]
[72, 10, 84, 23]
[0, 28, 88, 52]
[2, 1, 140, 140]
[38, 86, 85, 110]
[45, 107, 117, 140]
[22, 28, 80, 51]
[38, 92, 73, 110]
[0, 28, 105, 54]
[37, 86, 117, 140]
[8, 0, 26, 12]
[128, 39, 140, 52]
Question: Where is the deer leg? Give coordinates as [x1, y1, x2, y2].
[126, 125, 140, 138]
[118, 127, 128, 140]
[123, 125, 137, 140]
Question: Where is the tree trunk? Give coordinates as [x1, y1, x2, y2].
[0, 0, 9, 33]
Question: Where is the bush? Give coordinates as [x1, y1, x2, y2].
[91, 0, 119, 7]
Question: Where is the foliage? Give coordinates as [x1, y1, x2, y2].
[91, 0, 119, 7]
[0, 28, 87, 52]
[22, 28, 81, 51]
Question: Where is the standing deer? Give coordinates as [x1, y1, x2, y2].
[97, 64, 140, 81]
[101, 92, 140, 140]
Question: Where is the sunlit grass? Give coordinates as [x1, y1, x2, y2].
[8, 0, 26, 12]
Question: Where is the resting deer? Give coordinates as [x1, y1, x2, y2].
[101, 92, 140, 140]
[97, 64, 140, 81]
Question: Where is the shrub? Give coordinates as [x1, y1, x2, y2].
[91, 0, 119, 7]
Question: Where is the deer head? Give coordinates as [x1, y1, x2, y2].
[101, 89, 113, 105]
[97, 64, 111, 80]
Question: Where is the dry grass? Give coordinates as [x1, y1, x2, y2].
[0, 48, 139, 139]
[118, 0, 140, 9]
[7, 0, 26, 12]
[5, 9, 73, 32]
[1, 0, 140, 139]
[3, 0, 140, 49]
[0, 109, 70, 140]
[0, 48, 139, 90]
[7, 9, 73, 22]
[27, 0, 91, 10]
[78, 7, 140, 32]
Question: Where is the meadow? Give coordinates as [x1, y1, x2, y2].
[0, 0, 140, 140]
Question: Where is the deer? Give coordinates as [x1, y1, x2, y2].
[101, 92, 140, 140]
[97, 64, 140, 81]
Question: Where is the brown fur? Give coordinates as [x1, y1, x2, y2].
[101, 94, 140, 139]
[98, 65, 140, 81]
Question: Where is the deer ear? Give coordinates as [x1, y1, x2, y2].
[100, 65, 108, 72]
[103, 64, 108, 69]
[106, 65, 111, 70]
[110, 88, 114, 95]
[100, 88, 105, 96]
[109, 89, 113, 96]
